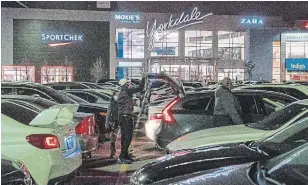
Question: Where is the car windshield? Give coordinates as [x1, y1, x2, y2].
[246, 103, 307, 130]
[253, 116, 308, 155]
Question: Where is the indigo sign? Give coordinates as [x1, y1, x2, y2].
[241, 18, 264, 25]
[286, 58, 308, 71]
[115, 13, 140, 24]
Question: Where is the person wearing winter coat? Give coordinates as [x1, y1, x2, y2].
[116, 77, 145, 164]
[213, 77, 243, 127]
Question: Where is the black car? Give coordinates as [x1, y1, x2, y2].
[151, 143, 308, 185]
[44, 82, 92, 90]
[155, 89, 298, 148]
[60, 89, 111, 107]
[1, 155, 35, 185]
[1, 81, 75, 103]
[131, 115, 308, 184]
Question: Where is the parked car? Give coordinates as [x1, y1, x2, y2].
[1, 81, 76, 103]
[167, 99, 308, 152]
[1, 95, 102, 159]
[44, 82, 92, 90]
[182, 82, 205, 88]
[1, 101, 82, 185]
[151, 142, 308, 185]
[61, 89, 111, 107]
[131, 115, 308, 184]
[237, 84, 308, 100]
[145, 100, 173, 141]
[80, 82, 110, 89]
[155, 89, 298, 148]
[1, 154, 35, 185]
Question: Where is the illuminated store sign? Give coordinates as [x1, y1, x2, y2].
[146, 7, 213, 51]
[286, 58, 308, 71]
[241, 17, 264, 25]
[41, 34, 83, 42]
[115, 13, 140, 24]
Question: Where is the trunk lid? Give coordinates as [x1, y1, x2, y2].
[29, 104, 79, 157]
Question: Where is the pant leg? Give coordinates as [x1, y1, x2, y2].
[110, 127, 118, 157]
[119, 116, 134, 160]
[119, 116, 126, 159]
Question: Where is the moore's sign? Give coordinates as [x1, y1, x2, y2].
[286, 58, 308, 71]
[146, 7, 212, 51]
[115, 13, 140, 24]
[41, 33, 83, 42]
[241, 17, 264, 25]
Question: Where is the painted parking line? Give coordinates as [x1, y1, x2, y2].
[115, 164, 129, 185]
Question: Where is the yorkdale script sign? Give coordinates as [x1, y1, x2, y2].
[146, 7, 213, 51]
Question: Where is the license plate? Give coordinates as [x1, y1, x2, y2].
[65, 136, 75, 150]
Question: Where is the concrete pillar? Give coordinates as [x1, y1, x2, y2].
[109, 24, 116, 79]
[212, 30, 218, 81]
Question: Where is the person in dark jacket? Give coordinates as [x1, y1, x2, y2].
[213, 77, 243, 127]
[117, 78, 145, 164]
[105, 91, 120, 159]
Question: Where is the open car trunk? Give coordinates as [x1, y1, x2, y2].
[136, 72, 185, 127]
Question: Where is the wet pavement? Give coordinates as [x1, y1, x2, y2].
[71, 129, 165, 185]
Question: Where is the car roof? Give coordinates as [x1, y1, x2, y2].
[44, 82, 86, 85]
[185, 89, 299, 100]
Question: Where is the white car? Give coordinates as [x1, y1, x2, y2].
[1, 102, 82, 185]
[145, 100, 171, 141]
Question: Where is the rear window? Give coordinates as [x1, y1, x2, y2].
[284, 88, 308, 100]
[51, 86, 67, 90]
[182, 95, 214, 113]
[1, 101, 38, 125]
[1, 88, 13, 95]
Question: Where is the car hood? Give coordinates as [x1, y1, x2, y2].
[131, 144, 266, 185]
[152, 162, 255, 185]
[167, 125, 269, 151]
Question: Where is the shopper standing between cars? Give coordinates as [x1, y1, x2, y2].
[105, 91, 120, 159]
[213, 77, 243, 127]
[117, 77, 145, 164]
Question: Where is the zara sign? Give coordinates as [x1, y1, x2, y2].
[241, 17, 264, 25]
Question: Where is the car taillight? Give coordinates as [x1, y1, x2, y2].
[162, 97, 180, 124]
[26, 134, 59, 149]
[150, 113, 163, 120]
[75, 116, 96, 135]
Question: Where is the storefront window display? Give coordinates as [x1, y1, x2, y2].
[185, 30, 212, 58]
[285, 41, 308, 81]
[272, 41, 281, 83]
[40, 66, 74, 84]
[1, 65, 35, 82]
[150, 31, 179, 56]
[218, 31, 245, 60]
[116, 28, 145, 59]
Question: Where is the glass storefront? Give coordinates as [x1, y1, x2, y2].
[218, 31, 245, 60]
[150, 31, 179, 56]
[40, 66, 74, 84]
[185, 30, 212, 58]
[1, 65, 36, 82]
[272, 41, 281, 83]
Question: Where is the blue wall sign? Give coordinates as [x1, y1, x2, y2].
[117, 32, 124, 58]
[115, 13, 140, 24]
[286, 58, 308, 71]
[241, 17, 264, 25]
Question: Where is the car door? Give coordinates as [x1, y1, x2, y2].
[258, 93, 298, 115]
[235, 94, 265, 123]
[67, 91, 99, 103]
[173, 95, 214, 133]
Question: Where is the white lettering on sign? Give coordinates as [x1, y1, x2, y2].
[291, 63, 306, 70]
[41, 34, 83, 42]
[146, 7, 212, 51]
[115, 13, 140, 23]
[241, 18, 263, 25]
